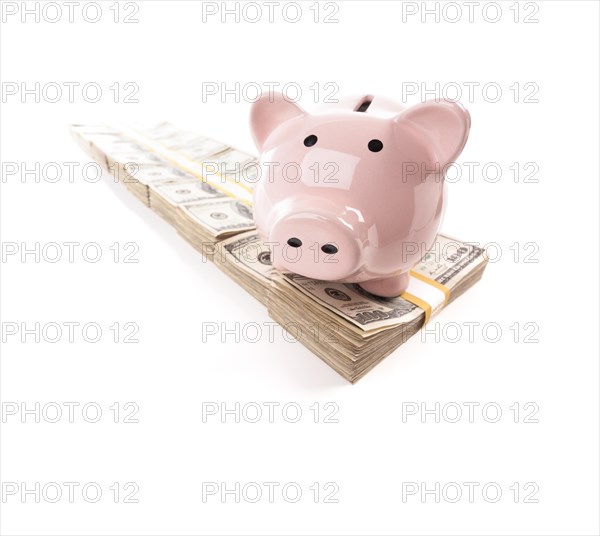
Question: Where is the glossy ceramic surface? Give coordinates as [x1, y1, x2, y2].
[250, 92, 471, 297]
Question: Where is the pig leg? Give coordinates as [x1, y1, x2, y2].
[359, 272, 410, 298]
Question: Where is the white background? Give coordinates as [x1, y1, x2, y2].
[1, 1, 599, 535]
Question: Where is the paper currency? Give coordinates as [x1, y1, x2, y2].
[150, 179, 226, 205]
[214, 231, 277, 304]
[179, 198, 254, 237]
[71, 121, 488, 382]
[280, 236, 486, 332]
[218, 231, 277, 282]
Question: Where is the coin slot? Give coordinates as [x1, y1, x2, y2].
[354, 96, 374, 112]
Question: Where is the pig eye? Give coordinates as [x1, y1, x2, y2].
[304, 135, 318, 147]
[368, 139, 383, 152]
[287, 237, 302, 248]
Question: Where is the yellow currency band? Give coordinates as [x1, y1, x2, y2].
[401, 271, 451, 324]
[409, 269, 451, 304]
[401, 291, 432, 323]
[120, 126, 254, 206]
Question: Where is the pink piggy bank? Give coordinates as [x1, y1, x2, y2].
[250, 92, 471, 297]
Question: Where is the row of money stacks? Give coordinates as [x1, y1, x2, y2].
[71, 122, 258, 258]
[71, 123, 488, 382]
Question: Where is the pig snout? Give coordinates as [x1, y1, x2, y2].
[268, 212, 362, 281]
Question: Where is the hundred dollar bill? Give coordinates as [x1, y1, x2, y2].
[219, 231, 277, 282]
[411, 234, 486, 291]
[128, 121, 230, 157]
[204, 148, 260, 184]
[177, 137, 230, 161]
[278, 274, 420, 332]
[206, 148, 257, 169]
[179, 198, 255, 237]
[132, 165, 197, 185]
[149, 178, 226, 205]
[278, 235, 486, 332]
[115, 124, 255, 204]
[125, 121, 225, 157]
[93, 136, 167, 167]
[141, 126, 204, 150]
[88, 134, 141, 153]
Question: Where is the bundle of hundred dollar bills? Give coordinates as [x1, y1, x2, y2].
[71, 122, 488, 382]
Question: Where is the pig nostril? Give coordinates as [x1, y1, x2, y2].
[321, 244, 338, 254]
[287, 237, 302, 248]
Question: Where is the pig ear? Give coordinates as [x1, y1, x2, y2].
[250, 92, 307, 151]
[395, 100, 471, 165]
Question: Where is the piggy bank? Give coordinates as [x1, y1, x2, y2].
[250, 92, 470, 297]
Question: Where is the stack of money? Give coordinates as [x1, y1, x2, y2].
[72, 122, 488, 382]
[214, 231, 276, 305]
[216, 231, 487, 382]
[71, 122, 256, 259]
